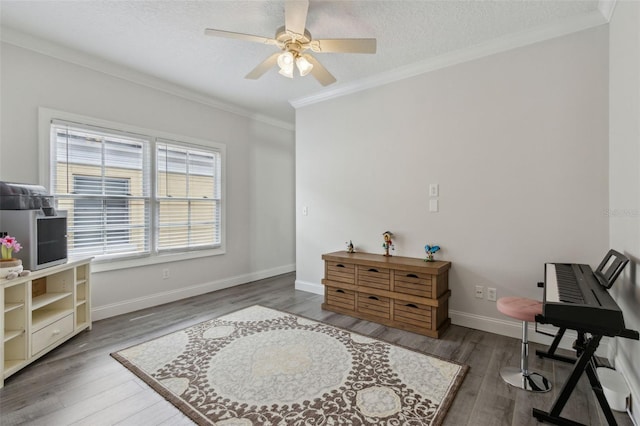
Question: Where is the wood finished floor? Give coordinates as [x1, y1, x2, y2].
[0, 272, 633, 426]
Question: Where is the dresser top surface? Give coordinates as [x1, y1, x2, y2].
[322, 251, 451, 273]
[1, 257, 92, 287]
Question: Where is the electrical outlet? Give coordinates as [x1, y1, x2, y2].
[487, 287, 497, 301]
[162, 268, 170, 279]
[475, 285, 484, 299]
[429, 183, 439, 197]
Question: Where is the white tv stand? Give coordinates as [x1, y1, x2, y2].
[1, 258, 91, 388]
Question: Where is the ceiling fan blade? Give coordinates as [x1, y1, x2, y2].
[204, 28, 276, 45]
[304, 55, 337, 86]
[311, 38, 377, 54]
[285, 0, 309, 38]
[245, 52, 281, 80]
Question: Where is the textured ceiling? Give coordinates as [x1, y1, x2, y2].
[0, 0, 602, 124]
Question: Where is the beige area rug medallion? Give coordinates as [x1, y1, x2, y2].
[111, 306, 468, 425]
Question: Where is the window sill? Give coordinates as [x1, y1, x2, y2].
[85, 247, 226, 273]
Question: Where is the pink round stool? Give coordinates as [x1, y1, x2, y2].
[497, 296, 551, 393]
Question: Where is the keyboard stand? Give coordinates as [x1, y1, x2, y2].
[533, 328, 639, 426]
[532, 333, 618, 426]
[535, 327, 577, 365]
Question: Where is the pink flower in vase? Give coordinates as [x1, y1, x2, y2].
[1, 235, 22, 260]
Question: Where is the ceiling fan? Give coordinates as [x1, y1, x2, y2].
[204, 0, 376, 86]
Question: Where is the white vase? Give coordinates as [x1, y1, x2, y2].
[0, 258, 23, 278]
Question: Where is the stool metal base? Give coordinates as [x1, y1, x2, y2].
[500, 366, 552, 393]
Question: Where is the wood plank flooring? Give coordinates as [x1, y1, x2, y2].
[0, 272, 633, 425]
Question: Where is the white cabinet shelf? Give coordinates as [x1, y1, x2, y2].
[3, 329, 23, 343]
[31, 292, 73, 311]
[4, 303, 23, 314]
[4, 359, 23, 375]
[1, 258, 91, 388]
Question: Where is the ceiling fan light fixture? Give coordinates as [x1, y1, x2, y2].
[205, 0, 375, 85]
[277, 51, 295, 78]
[296, 55, 313, 76]
[278, 64, 294, 78]
[277, 51, 294, 69]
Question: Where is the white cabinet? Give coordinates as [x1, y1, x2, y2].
[1, 258, 91, 388]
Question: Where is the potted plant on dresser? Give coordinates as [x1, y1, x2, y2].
[0, 234, 23, 278]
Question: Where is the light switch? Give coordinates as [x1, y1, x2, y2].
[302, 206, 308, 216]
[429, 184, 439, 197]
[429, 199, 439, 212]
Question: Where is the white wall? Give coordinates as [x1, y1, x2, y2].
[0, 42, 295, 318]
[295, 26, 609, 329]
[609, 1, 640, 420]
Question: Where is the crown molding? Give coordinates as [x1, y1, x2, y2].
[291, 9, 608, 110]
[0, 27, 294, 131]
[598, 0, 617, 22]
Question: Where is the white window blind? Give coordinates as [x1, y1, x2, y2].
[156, 140, 221, 251]
[51, 121, 151, 258]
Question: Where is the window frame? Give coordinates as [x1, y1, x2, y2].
[39, 107, 226, 273]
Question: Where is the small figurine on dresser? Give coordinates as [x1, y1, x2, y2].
[382, 231, 395, 256]
[424, 244, 440, 262]
[346, 240, 355, 253]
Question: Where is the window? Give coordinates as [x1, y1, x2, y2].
[45, 112, 225, 267]
[157, 141, 221, 251]
[52, 122, 150, 259]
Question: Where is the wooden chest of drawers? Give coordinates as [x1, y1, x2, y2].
[321, 251, 451, 338]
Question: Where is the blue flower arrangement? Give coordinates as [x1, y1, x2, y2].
[424, 244, 440, 262]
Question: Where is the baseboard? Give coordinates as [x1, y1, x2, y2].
[294, 281, 611, 357]
[614, 353, 639, 424]
[449, 309, 610, 358]
[294, 280, 324, 295]
[92, 264, 296, 321]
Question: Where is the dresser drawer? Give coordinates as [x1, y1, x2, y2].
[326, 261, 355, 284]
[31, 314, 74, 355]
[393, 300, 433, 329]
[325, 286, 355, 311]
[357, 292, 391, 319]
[357, 266, 390, 291]
[394, 271, 433, 298]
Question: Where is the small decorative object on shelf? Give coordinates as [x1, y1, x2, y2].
[382, 231, 395, 257]
[1, 233, 21, 260]
[424, 244, 441, 262]
[0, 233, 23, 278]
[346, 240, 355, 253]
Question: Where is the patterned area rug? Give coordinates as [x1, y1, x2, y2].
[111, 305, 468, 425]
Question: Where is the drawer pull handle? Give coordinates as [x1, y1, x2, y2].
[52, 329, 61, 336]
[368, 268, 379, 273]
[335, 289, 345, 294]
[368, 296, 379, 301]
[406, 273, 419, 278]
[406, 303, 418, 308]
[336, 264, 345, 268]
